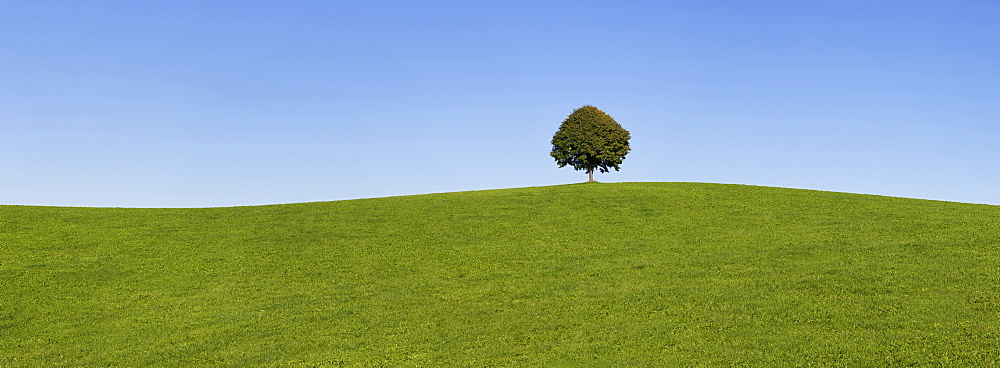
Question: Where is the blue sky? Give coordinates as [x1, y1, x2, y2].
[3, 0, 999, 207]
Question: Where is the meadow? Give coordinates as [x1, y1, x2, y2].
[2, 182, 1000, 366]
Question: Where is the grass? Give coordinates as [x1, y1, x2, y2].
[3, 182, 1000, 366]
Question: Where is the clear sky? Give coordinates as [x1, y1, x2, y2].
[3, 0, 999, 207]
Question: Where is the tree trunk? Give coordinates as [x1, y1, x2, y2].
[587, 168, 595, 182]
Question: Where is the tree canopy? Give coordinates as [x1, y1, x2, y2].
[550, 105, 631, 182]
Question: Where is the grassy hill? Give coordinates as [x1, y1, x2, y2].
[3, 182, 1000, 366]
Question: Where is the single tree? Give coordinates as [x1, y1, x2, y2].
[550, 105, 631, 182]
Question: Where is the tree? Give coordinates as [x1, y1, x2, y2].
[550, 105, 631, 182]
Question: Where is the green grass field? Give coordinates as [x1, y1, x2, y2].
[3, 182, 1000, 366]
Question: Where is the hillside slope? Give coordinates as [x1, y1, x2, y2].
[3, 182, 1000, 366]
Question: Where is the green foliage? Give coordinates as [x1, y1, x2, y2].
[550, 105, 631, 180]
[3, 183, 1000, 366]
